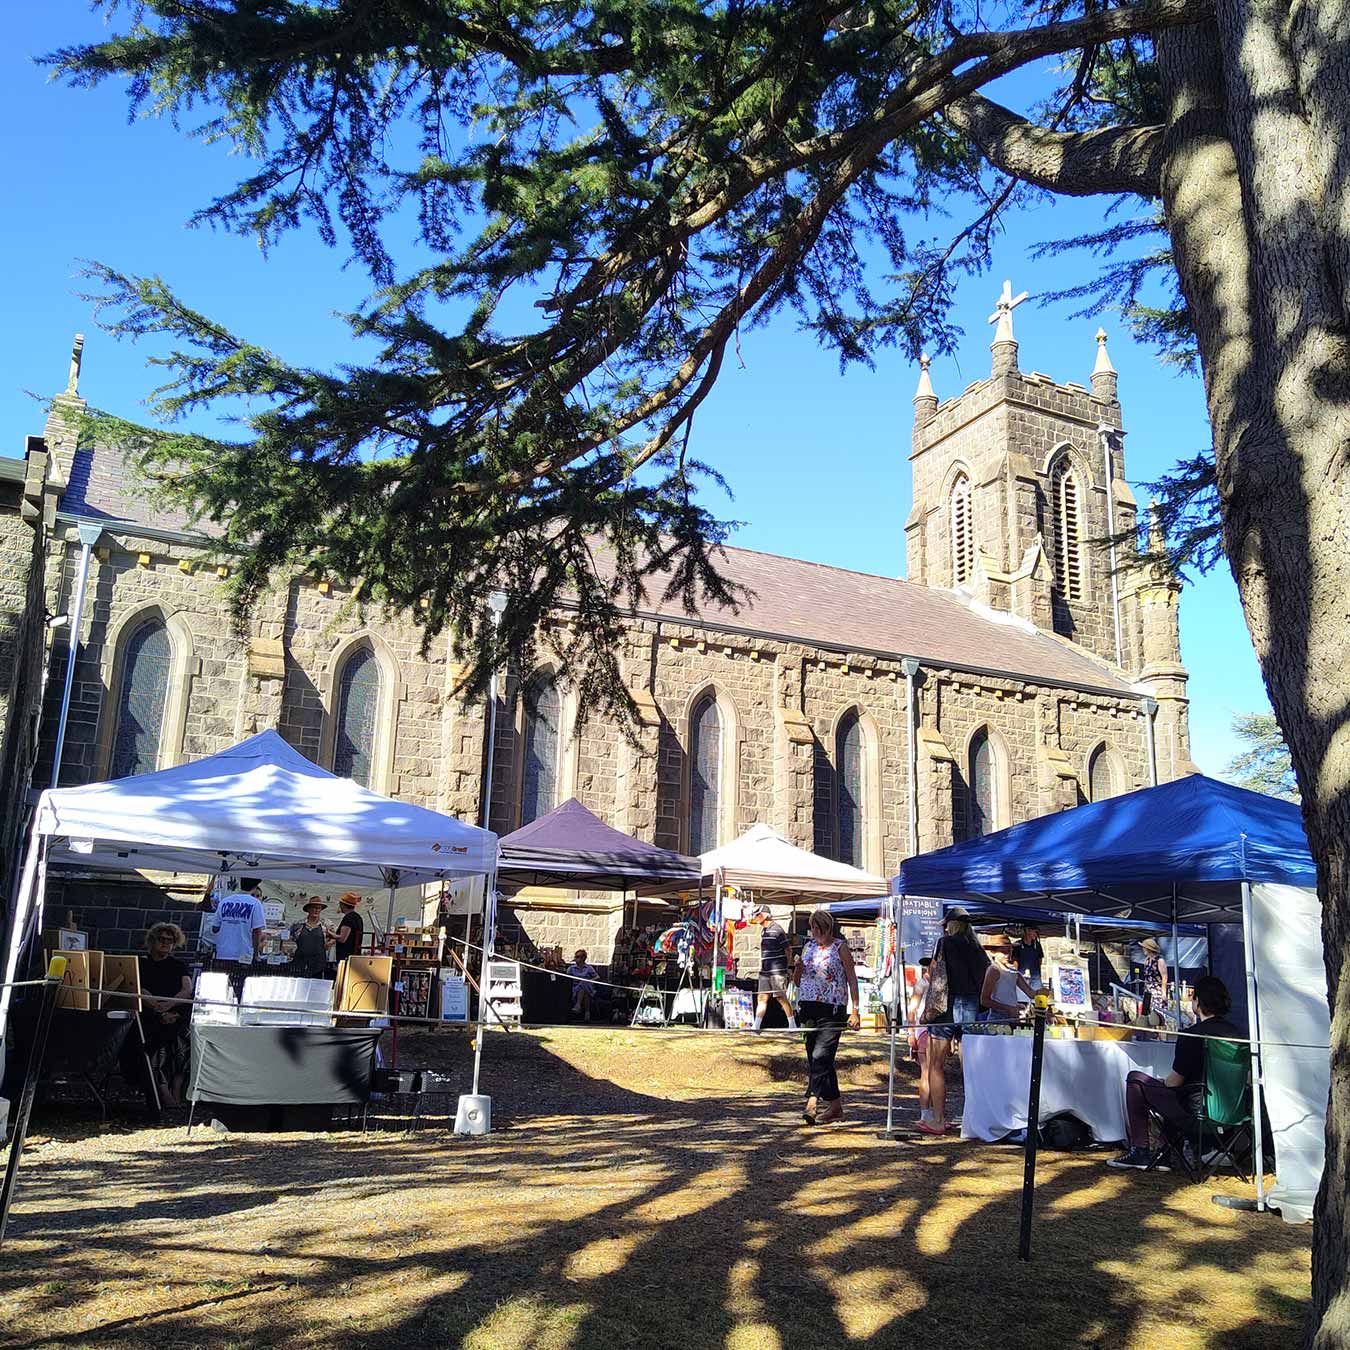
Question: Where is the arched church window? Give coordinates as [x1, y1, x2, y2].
[950, 473, 974, 586]
[836, 711, 864, 867]
[521, 673, 562, 825]
[968, 728, 997, 838]
[689, 692, 723, 854]
[110, 619, 172, 778]
[1051, 458, 1084, 601]
[334, 647, 380, 787]
[1088, 744, 1116, 802]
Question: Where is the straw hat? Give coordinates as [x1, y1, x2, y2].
[1140, 937, 1162, 955]
[303, 898, 327, 913]
[338, 892, 361, 908]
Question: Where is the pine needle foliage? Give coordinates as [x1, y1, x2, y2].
[46, 0, 1215, 717]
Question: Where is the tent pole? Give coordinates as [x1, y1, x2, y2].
[1240, 880, 1268, 1210]
[0, 829, 43, 1041]
[1171, 884, 1181, 1023]
[883, 890, 900, 1136]
[470, 867, 499, 1099]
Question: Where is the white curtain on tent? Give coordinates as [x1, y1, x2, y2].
[1251, 882, 1330, 1225]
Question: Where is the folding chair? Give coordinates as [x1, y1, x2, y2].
[1149, 1038, 1253, 1182]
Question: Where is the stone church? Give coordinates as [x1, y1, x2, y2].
[0, 289, 1191, 955]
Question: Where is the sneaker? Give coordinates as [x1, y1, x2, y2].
[1108, 1147, 1163, 1171]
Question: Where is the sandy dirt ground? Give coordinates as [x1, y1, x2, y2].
[0, 1027, 1311, 1348]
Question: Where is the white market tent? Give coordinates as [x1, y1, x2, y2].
[689, 822, 889, 904]
[0, 730, 497, 1039]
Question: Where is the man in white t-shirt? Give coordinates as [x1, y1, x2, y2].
[210, 878, 267, 992]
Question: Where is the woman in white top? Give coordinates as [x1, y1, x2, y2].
[979, 936, 1036, 1022]
[791, 909, 860, 1126]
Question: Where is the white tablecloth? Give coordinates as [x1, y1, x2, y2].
[960, 1036, 1175, 1143]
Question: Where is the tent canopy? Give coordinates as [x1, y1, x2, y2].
[496, 797, 700, 892]
[640, 822, 888, 902]
[828, 894, 1206, 938]
[31, 730, 497, 886]
[894, 774, 1315, 922]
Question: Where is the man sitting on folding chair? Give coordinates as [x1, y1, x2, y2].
[1109, 976, 1242, 1172]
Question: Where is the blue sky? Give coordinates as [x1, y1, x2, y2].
[1, 6, 1270, 774]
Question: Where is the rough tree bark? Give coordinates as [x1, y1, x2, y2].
[1155, 8, 1350, 1345]
[960, 5, 1350, 1341]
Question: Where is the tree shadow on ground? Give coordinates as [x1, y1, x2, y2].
[0, 1029, 1308, 1350]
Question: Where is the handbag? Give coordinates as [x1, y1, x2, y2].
[921, 945, 950, 1024]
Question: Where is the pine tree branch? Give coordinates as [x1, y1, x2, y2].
[942, 92, 1165, 197]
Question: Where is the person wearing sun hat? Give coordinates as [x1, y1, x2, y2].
[1139, 936, 1169, 1021]
[334, 892, 366, 963]
[288, 896, 334, 977]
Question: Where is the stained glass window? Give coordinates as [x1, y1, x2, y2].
[110, 619, 171, 778]
[334, 647, 380, 786]
[689, 693, 722, 854]
[968, 729, 995, 838]
[1088, 745, 1116, 803]
[836, 711, 864, 867]
[521, 675, 562, 825]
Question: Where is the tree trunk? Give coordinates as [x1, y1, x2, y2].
[1158, 8, 1350, 1344]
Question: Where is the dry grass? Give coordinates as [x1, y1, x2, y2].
[0, 1027, 1311, 1349]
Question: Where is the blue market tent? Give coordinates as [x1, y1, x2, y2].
[894, 774, 1316, 922]
[887, 773, 1326, 1224]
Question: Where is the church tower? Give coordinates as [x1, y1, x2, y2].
[904, 282, 1143, 670]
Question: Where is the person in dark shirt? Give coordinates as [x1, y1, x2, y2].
[334, 893, 366, 963]
[1010, 925, 1045, 987]
[126, 922, 192, 1107]
[751, 907, 797, 1031]
[918, 908, 991, 1136]
[1109, 975, 1241, 1170]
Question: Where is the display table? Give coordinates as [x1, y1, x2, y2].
[189, 1024, 381, 1107]
[960, 1034, 1174, 1143]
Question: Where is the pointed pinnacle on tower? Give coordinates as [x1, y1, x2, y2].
[913, 352, 938, 428]
[1091, 326, 1118, 401]
[988, 279, 1027, 377]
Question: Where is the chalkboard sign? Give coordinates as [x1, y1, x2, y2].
[898, 896, 945, 965]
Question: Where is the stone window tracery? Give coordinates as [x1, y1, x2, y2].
[109, 619, 172, 778]
[950, 472, 974, 586]
[1088, 743, 1117, 802]
[967, 728, 997, 838]
[521, 673, 562, 826]
[333, 647, 380, 787]
[689, 692, 723, 855]
[836, 710, 864, 867]
[1051, 457, 1084, 601]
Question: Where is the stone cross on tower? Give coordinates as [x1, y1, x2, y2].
[65, 333, 85, 399]
[988, 279, 1028, 377]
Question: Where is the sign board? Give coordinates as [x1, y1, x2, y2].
[439, 974, 469, 1023]
[263, 901, 285, 924]
[898, 896, 945, 965]
[1051, 959, 1092, 1015]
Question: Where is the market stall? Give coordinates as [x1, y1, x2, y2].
[495, 798, 701, 1022]
[638, 823, 889, 1027]
[0, 731, 497, 1112]
[893, 774, 1326, 1223]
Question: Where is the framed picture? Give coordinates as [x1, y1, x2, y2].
[1050, 960, 1091, 1015]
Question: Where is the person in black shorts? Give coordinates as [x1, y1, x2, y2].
[752, 907, 798, 1031]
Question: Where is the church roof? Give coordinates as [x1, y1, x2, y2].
[59, 438, 1135, 696]
[619, 543, 1137, 695]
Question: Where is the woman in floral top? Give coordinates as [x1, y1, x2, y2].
[792, 909, 860, 1125]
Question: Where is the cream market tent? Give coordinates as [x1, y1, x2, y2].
[1, 730, 497, 1039]
[682, 822, 889, 904]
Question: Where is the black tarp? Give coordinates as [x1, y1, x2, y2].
[189, 1025, 379, 1106]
